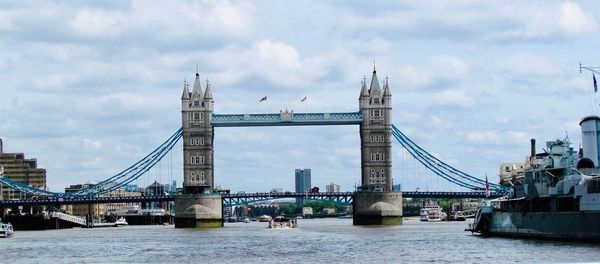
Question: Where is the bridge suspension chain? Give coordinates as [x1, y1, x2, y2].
[0, 128, 183, 198]
[392, 125, 508, 192]
[392, 127, 481, 189]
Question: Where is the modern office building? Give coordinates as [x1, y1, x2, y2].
[326, 182, 340, 192]
[0, 138, 47, 200]
[295, 168, 311, 204]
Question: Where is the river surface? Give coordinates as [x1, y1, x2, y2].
[2, 218, 600, 263]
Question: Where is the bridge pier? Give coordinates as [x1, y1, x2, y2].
[353, 192, 403, 225]
[174, 194, 222, 228]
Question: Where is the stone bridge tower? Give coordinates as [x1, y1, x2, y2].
[359, 68, 392, 191]
[176, 70, 222, 228]
[181, 71, 214, 194]
[354, 68, 402, 225]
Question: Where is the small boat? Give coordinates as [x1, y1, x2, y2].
[268, 216, 297, 229]
[114, 217, 128, 226]
[243, 217, 250, 223]
[453, 211, 466, 221]
[257, 215, 272, 222]
[338, 214, 352, 219]
[0, 221, 14, 238]
[227, 217, 237, 223]
[427, 209, 442, 222]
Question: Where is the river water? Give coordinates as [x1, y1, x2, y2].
[2, 218, 600, 263]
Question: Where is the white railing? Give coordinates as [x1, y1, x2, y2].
[50, 212, 87, 226]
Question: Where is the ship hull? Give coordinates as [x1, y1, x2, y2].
[484, 211, 600, 241]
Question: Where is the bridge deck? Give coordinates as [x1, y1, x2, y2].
[211, 112, 363, 127]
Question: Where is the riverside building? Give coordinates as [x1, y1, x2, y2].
[0, 138, 47, 200]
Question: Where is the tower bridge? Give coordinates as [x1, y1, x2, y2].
[174, 68, 400, 227]
[0, 66, 508, 227]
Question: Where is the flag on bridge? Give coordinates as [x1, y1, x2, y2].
[594, 73, 598, 93]
[300, 96, 307, 102]
[259, 96, 267, 102]
[485, 175, 490, 198]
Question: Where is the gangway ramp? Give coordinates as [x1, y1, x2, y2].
[50, 212, 87, 227]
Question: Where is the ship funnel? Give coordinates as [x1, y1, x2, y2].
[580, 115, 600, 168]
[530, 138, 536, 160]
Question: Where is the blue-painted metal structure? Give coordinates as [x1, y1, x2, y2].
[0, 191, 504, 207]
[0, 128, 183, 198]
[212, 112, 363, 127]
[391, 124, 509, 193]
[0, 116, 511, 202]
[222, 192, 354, 207]
[402, 191, 503, 199]
[0, 195, 176, 206]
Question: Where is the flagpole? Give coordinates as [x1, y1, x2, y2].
[580, 63, 600, 115]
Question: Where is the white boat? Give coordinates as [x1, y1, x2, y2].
[114, 217, 128, 226]
[0, 221, 13, 238]
[257, 215, 272, 222]
[427, 209, 442, 222]
[420, 204, 443, 222]
[268, 216, 297, 229]
[243, 217, 250, 223]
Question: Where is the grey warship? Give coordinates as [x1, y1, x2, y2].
[468, 116, 600, 241]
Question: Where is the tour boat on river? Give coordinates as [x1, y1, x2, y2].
[0, 220, 14, 238]
[268, 216, 297, 229]
[420, 204, 443, 222]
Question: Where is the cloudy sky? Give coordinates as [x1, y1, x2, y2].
[1, 0, 599, 193]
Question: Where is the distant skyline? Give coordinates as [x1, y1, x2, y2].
[1, 1, 600, 193]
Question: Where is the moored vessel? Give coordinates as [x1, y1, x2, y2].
[0, 220, 14, 238]
[114, 217, 128, 226]
[467, 116, 600, 241]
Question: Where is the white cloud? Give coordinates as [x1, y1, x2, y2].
[398, 55, 470, 91]
[2, 1, 255, 48]
[497, 53, 558, 78]
[467, 130, 530, 145]
[1, 0, 599, 193]
[490, 2, 597, 40]
[558, 2, 598, 35]
[68, 8, 126, 38]
[83, 138, 103, 151]
[467, 131, 501, 144]
[431, 89, 475, 108]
